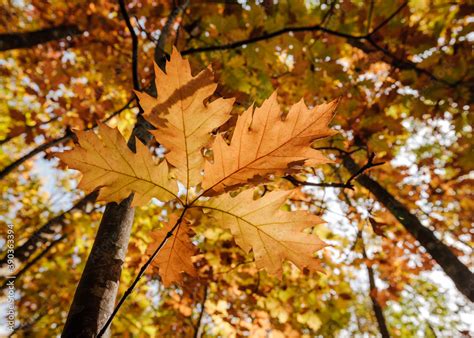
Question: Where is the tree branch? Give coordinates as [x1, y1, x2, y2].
[345, 152, 385, 187]
[182, 24, 362, 55]
[118, 0, 140, 90]
[362, 241, 391, 338]
[193, 284, 209, 338]
[0, 235, 66, 290]
[284, 175, 355, 189]
[0, 24, 82, 51]
[0, 191, 98, 269]
[0, 116, 60, 146]
[342, 154, 474, 301]
[0, 97, 134, 181]
[284, 152, 383, 190]
[181, 2, 460, 87]
[154, 0, 189, 70]
[368, 2, 407, 36]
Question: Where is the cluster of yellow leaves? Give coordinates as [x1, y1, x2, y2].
[57, 48, 338, 285]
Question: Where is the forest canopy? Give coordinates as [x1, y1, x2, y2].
[0, 0, 473, 337]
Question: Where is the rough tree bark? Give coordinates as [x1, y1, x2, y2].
[0, 25, 82, 51]
[343, 155, 474, 302]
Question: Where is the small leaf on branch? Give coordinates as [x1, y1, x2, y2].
[147, 214, 197, 286]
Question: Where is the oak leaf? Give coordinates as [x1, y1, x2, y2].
[56, 123, 178, 207]
[137, 48, 235, 191]
[147, 214, 197, 286]
[203, 92, 338, 194]
[199, 189, 327, 276]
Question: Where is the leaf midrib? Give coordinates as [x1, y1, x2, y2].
[71, 158, 179, 200]
[205, 105, 330, 192]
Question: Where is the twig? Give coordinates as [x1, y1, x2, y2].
[0, 116, 60, 146]
[134, 17, 159, 43]
[118, 0, 140, 90]
[182, 24, 363, 55]
[284, 151, 383, 190]
[320, 0, 337, 26]
[366, 0, 375, 34]
[181, 2, 460, 88]
[284, 175, 355, 190]
[368, 2, 408, 37]
[362, 238, 391, 338]
[193, 284, 208, 338]
[345, 152, 384, 187]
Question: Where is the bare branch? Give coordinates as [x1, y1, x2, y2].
[118, 0, 140, 90]
[0, 24, 82, 51]
[182, 24, 363, 56]
[284, 175, 355, 190]
[0, 116, 60, 146]
[362, 240, 391, 338]
[284, 152, 383, 190]
[0, 97, 134, 181]
[0, 235, 66, 290]
[181, 2, 461, 88]
[193, 284, 209, 338]
[342, 154, 474, 301]
[154, 0, 190, 70]
[368, 2, 408, 36]
[345, 152, 385, 187]
[0, 191, 98, 269]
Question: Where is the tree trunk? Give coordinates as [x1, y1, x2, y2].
[62, 196, 135, 337]
[342, 155, 474, 302]
[0, 25, 82, 51]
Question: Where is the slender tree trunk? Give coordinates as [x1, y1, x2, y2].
[362, 246, 391, 338]
[0, 25, 82, 51]
[342, 155, 474, 302]
[62, 196, 135, 337]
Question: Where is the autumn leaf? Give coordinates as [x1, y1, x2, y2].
[56, 123, 178, 207]
[203, 92, 338, 194]
[137, 48, 235, 192]
[199, 189, 327, 276]
[147, 214, 197, 286]
[369, 217, 387, 237]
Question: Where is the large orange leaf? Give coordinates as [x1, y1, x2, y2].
[198, 189, 327, 276]
[147, 214, 197, 286]
[136, 48, 234, 192]
[203, 92, 338, 194]
[56, 123, 178, 207]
